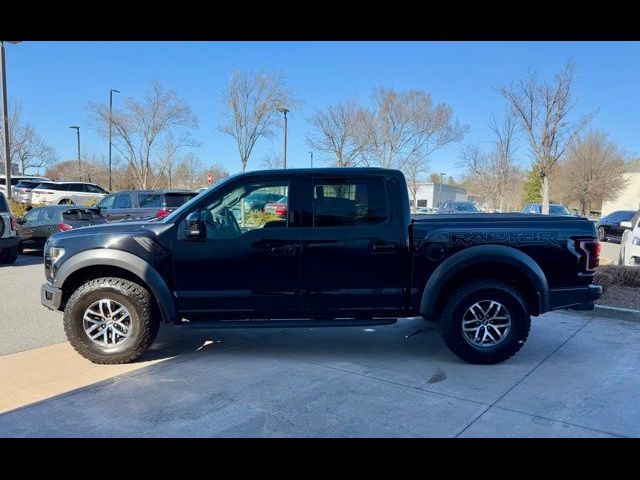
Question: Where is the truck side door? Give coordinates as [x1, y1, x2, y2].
[172, 175, 300, 317]
[299, 174, 407, 317]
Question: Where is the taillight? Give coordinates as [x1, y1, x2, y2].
[57, 223, 73, 232]
[155, 208, 170, 218]
[275, 205, 287, 216]
[574, 238, 600, 272]
[10, 217, 17, 231]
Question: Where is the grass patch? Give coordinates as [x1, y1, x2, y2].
[594, 265, 640, 292]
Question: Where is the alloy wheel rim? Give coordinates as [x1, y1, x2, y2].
[462, 300, 511, 348]
[82, 299, 132, 347]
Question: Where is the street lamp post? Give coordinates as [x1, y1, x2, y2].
[277, 107, 289, 169]
[108, 89, 120, 191]
[438, 172, 446, 208]
[1, 41, 21, 199]
[309, 151, 313, 168]
[69, 126, 81, 181]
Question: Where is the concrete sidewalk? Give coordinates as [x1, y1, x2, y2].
[0, 312, 638, 437]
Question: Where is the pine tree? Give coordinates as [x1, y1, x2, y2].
[522, 169, 542, 205]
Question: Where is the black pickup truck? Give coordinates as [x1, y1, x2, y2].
[41, 168, 602, 365]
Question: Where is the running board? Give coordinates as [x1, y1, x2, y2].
[178, 318, 398, 329]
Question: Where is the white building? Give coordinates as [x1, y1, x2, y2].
[601, 172, 640, 216]
[410, 182, 468, 210]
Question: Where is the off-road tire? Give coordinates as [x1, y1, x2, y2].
[0, 245, 19, 264]
[438, 278, 531, 364]
[64, 277, 159, 364]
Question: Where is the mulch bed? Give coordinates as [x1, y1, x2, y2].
[596, 285, 640, 310]
[594, 265, 640, 310]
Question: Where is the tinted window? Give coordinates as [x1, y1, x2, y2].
[24, 209, 40, 223]
[115, 194, 132, 209]
[0, 194, 7, 212]
[97, 194, 116, 209]
[67, 183, 84, 192]
[165, 193, 197, 208]
[15, 181, 39, 189]
[312, 178, 388, 227]
[85, 184, 106, 194]
[138, 193, 164, 208]
[41, 208, 61, 222]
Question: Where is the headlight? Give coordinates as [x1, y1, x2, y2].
[633, 236, 640, 246]
[50, 247, 65, 265]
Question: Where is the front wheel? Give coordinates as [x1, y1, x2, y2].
[438, 279, 531, 364]
[63, 277, 159, 364]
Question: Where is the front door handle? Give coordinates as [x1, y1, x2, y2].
[371, 242, 397, 254]
[269, 244, 297, 256]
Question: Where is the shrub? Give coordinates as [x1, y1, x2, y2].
[594, 265, 640, 292]
[85, 197, 100, 207]
[8, 199, 28, 219]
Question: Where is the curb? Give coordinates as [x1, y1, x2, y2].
[581, 304, 640, 323]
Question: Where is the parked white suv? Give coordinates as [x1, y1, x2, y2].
[31, 181, 109, 206]
[0, 191, 20, 264]
[619, 210, 640, 266]
[0, 175, 49, 197]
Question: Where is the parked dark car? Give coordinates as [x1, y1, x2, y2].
[0, 191, 19, 264]
[17, 206, 107, 251]
[596, 210, 636, 242]
[96, 189, 198, 222]
[41, 168, 601, 366]
[437, 201, 482, 214]
[521, 203, 573, 216]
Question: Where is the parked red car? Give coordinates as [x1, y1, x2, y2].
[263, 196, 288, 218]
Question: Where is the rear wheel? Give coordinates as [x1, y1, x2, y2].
[63, 277, 159, 364]
[58, 199, 74, 205]
[438, 279, 530, 364]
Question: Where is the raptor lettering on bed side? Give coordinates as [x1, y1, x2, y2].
[449, 231, 561, 248]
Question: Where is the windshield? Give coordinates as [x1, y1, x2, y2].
[454, 202, 480, 212]
[549, 205, 572, 215]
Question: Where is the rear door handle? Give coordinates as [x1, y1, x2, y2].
[305, 241, 340, 250]
[269, 244, 297, 256]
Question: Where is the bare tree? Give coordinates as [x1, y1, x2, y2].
[404, 154, 430, 211]
[0, 103, 57, 174]
[153, 132, 200, 189]
[173, 153, 204, 190]
[498, 62, 593, 214]
[306, 100, 369, 167]
[363, 88, 466, 171]
[260, 150, 285, 170]
[88, 81, 197, 189]
[557, 131, 628, 215]
[220, 68, 294, 173]
[459, 113, 521, 212]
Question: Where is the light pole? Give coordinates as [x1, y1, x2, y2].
[1, 41, 21, 199]
[69, 126, 81, 181]
[108, 88, 120, 191]
[277, 107, 289, 168]
[309, 151, 313, 168]
[438, 172, 446, 208]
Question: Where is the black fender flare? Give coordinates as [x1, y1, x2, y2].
[419, 244, 549, 318]
[53, 249, 178, 323]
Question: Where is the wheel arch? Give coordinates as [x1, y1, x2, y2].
[55, 249, 178, 323]
[419, 244, 549, 320]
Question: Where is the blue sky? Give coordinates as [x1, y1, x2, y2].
[5, 41, 640, 178]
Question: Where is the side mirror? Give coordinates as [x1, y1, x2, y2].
[620, 221, 633, 230]
[16, 217, 25, 225]
[185, 211, 206, 239]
